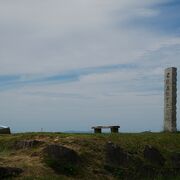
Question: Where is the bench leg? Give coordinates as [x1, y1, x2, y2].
[111, 127, 119, 133]
[94, 128, 102, 133]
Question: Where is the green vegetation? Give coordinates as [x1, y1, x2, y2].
[0, 132, 179, 179]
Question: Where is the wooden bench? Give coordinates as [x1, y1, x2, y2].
[92, 126, 120, 133]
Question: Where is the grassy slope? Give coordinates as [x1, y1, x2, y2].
[0, 132, 180, 179]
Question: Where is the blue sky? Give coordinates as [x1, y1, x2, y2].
[0, 0, 179, 132]
[126, 0, 180, 34]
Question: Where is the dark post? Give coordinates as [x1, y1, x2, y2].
[110, 127, 119, 133]
[94, 128, 102, 133]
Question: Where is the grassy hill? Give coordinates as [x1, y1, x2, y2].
[0, 132, 180, 179]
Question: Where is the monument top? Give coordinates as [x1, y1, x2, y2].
[165, 67, 177, 70]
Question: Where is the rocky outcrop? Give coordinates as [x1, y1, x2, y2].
[143, 145, 165, 166]
[105, 142, 132, 167]
[43, 144, 80, 175]
[171, 152, 180, 168]
[15, 140, 44, 149]
[104, 143, 168, 179]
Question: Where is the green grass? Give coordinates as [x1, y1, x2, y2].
[0, 132, 180, 179]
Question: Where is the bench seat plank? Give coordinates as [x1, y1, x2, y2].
[91, 126, 120, 133]
[92, 126, 120, 129]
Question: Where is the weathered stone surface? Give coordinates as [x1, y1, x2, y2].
[0, 166, 23, 179]
[164, 67, 177, 132]
[143, 145, 165, 166]
[105, 142, 131, 166]
[43, 144, 80, 175]
[171, 152, 180, 168]
[15, 140, 44, 149]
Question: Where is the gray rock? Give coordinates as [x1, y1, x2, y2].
[143, 145, 165, 166]
[105, 142, 131, 167]
[43, 144, 80, 175]
[171, 152, 180, 168]
[15, 140, 44, 149]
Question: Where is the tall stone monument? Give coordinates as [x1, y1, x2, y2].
[164, 67, 177, 132]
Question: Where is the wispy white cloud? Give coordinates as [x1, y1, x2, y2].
[0, 0, 179, 132]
